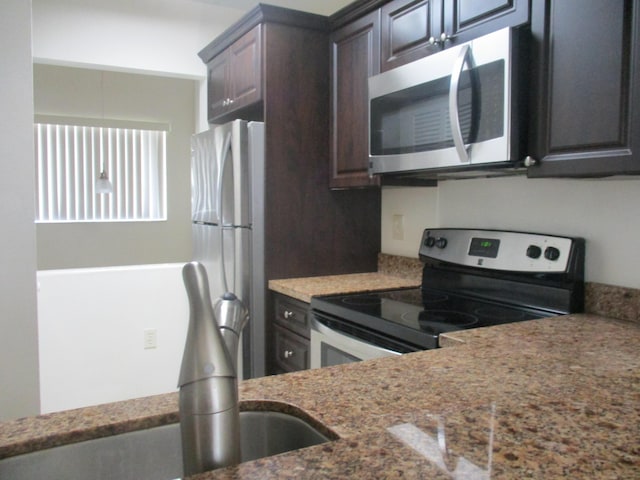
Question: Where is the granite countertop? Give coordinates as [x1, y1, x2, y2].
[1, 313, 639, 479]
[268, 272, 421, 303]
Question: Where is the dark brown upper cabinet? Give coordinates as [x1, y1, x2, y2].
[206, 26, 262, 123]
[527, 0, 640, 177]
[380, 0, 529, 72]
[380, 0, 441, 72]
[330, 10, 381, 188]
[443, 0, 530, 45]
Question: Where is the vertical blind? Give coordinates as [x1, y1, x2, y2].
[34, 123, 167, 222]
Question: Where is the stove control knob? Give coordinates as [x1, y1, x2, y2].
[544, 246, 560, 261]
[424, 236, 436, 248]
[435, 237, 448, 249]
[526, 245, 542, 259]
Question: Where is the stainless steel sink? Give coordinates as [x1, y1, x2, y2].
[0, 410, 332, 480]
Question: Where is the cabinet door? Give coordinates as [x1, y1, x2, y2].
[207, 52, 229, 122]
[527, 0, 640, 177]
[330, 10, 381, 188]
[227, 25, 262, 113]
[273, 324, 310, 373]
[443, 0, 529, 44]
[380, 0, 442, 72]
[207, 26, 262, 123]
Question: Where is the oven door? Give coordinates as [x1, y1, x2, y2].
[310, 315, 405, 369]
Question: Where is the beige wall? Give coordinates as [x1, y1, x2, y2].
[34, 64, 195, 269]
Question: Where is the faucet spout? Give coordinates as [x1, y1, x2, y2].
[178, 262, 241, 476]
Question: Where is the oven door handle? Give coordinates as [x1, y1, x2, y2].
[310, 317, 404, 358]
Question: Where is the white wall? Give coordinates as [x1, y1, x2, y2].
[31, 0, 355, 80]
[0, 0, 41, 421]
[381, 175, 640, 289]
[31, 0, 243, 79]
[37, 265, 189, 413]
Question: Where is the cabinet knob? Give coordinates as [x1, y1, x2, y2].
[284, 350, 295, 359]
[284, 310, 295, 320]
[440, 32, 452, 43]
[428, 33, 453, 46]
[524, 156, 538, 167]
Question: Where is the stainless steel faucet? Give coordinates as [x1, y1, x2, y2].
[178, 261, 248, 477]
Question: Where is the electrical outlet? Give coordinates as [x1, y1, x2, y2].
[392, 214, 405, 241]
[143, 328, 157, 349]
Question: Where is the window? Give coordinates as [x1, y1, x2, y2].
[34, 120, 167, 222]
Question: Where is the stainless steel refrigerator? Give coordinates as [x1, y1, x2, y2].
[191, 120, 265, 379]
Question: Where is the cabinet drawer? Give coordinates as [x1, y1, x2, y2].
[273, 324, 310, 373]
[274, 294, 309, 338]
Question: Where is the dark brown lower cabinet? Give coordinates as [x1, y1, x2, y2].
[270, 293, 311, 374]
[273, 325, 310, 374]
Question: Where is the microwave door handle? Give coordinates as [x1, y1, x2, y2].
[449, 44, 474, 163]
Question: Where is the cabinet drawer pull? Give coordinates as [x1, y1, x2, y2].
[283, 310, 295, 320]
[284, 350, 295, 358]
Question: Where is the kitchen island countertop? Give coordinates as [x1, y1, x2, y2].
[1, 313, 639, 479]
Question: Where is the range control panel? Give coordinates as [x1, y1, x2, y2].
[419, 228, 577, 273]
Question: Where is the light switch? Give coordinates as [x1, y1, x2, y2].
[144, 328, 157, 349]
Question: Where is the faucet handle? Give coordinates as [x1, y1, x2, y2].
[214, 292, 248, 375]
[215, 292, 249, 335]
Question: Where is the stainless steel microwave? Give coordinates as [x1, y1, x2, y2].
[368, 27, 523, 177]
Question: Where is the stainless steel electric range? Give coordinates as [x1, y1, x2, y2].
[309, 228, 585, 368]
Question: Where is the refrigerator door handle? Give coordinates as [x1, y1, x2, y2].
[216, 131, 233, 294]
